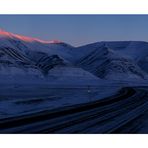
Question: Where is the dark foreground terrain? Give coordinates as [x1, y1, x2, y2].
[0, 87, 148, 134]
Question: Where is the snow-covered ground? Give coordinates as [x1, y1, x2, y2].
[0, 83, 119, 118]
[0, 79, 148, 119]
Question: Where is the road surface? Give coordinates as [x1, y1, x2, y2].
[0, 87, 148, 133]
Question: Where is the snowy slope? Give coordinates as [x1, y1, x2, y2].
[0, 29, 74, 61]
[0, 29, 71, 76]
[76, 43, 148, 80]
[104, 41, 148, 73]
[0, 29, 101, 84]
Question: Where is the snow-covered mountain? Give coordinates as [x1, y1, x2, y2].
[76, 43, 148, 80]
[0, 29, 71, 75]
[0, 29, 148, 82]
[0, 29, 101, 84]
[104, 41, 148, 73]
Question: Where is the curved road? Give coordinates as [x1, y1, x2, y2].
[0, 87, 148, 133]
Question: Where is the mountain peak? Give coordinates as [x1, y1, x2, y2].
[0, 28, 12, 36]
[0, 29, 63, 44]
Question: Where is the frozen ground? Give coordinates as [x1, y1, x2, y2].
[0, 80, 148, 119]
[0, 83, 119, 118]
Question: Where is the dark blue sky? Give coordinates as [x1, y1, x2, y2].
[0, 15, 148, 46]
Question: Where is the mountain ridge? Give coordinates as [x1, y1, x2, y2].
[0, 29, 148, 81]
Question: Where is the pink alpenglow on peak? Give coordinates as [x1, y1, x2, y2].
[0, 29, 63, 44]
[48, 40, 63, 44]
[0, 28, 12, 37]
